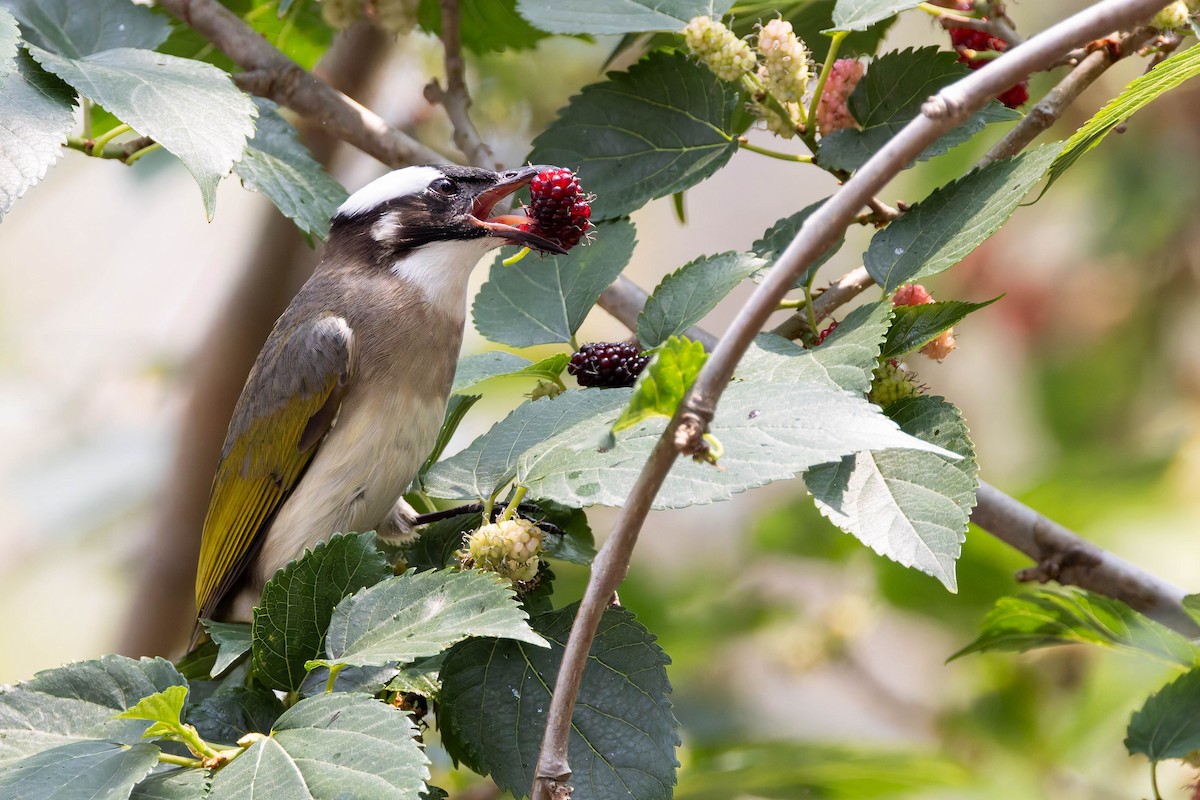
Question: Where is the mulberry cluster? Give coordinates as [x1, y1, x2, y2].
[869, 360, 921, 407]
[683, 16, 757, 81]
[568, 342, 649, 388]
[1152, 2, 1191, 29]
[816, 59, 866, 135]
[946, 11, 1028, 108]
[757, 19, 810, 103]
[460, 518, 542, 583]
[892, 283, 957, 361]
[527, 168, 592, 251]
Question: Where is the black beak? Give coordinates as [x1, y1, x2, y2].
[469, 165, 569, 256]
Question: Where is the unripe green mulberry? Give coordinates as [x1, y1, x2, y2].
[461, 518, 542, 583]
[757, 19, 810, 103]
[683, 16, 756, 82]
[1152, 1, 1190, 29]
[869, 361, 920, 407]
[368, 0, 420, 35]
[321, 0, 362, 30]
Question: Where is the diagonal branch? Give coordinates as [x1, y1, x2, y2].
[157, 0, 446, 167]
[532, 2, 1180, 797]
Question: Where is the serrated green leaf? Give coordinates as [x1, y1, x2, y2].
[530, 51, 743, 220]
[612, 337, 707, 434]
[187, 686, 284, 747]
[252, 532, 391, 692]
[28, 46, 257, 220]
[116, 686, 188, 736]
[950, 587, 1200, 665]
[677, 741, 966, 799]
[473, 218, 635, 347]
[417, 0, 548, 53]
[736, 300, 893, 394]
[865, 144, 1061, 291]
[299, 664, 399, 697]
[0, 740, 160, 800]
[130, 767, 211, 800]
[1126, 668, 1200, 763]
[638, 254, 765, 348]
[0, 6, 18, 85]
[314, 569, 548, 671]
[385, 657, 443, 699]
[881, 297, 998, 359]
[0, 656, 185, 767]
[516, 0, 732, 34]
[1050, 43, 1200, 189]
[208, 693, 429, 800]
[452, 352, 569, 395]
[403, 514, 479, 571]
[804, 395, 977, 590]
[532, 499, 596, 565]
[818, 47, 1020, 173]
[0, 53, 74, 222]
[158, 0, 333, 72]
[203, 621, 252, 678]
[828, 0, 921, 31]
[750, 197, 844, 289]
[0, 0, 170, 57]
[440, 604, 678, 800]
[235, 99, 346, 240]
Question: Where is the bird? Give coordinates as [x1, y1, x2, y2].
[192, 164, 564, 635]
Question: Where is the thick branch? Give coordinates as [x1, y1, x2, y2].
[535, 2, 1178, 797]
[157, 0, 445, 167]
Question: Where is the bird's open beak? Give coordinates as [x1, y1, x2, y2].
[469, 165, 569, 256]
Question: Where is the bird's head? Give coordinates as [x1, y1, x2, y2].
[330, 164, 567, 259]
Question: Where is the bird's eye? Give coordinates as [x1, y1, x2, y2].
[429, 177, 458, 196]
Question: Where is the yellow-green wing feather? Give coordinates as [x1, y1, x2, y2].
[195, 314, 353, 621]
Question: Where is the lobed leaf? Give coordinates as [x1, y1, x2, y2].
[638, 253, 765, 348]
[252, 532, 390, 692]
[314, 569, 548, 671]
[235, 99, 347, 240]
[529, 51, 744, 220]
[865, 144, 1061, 291]
[440, 604, 678, 800]
[116, 686, 188, 735]
[805, 395, 978, 590]
[29, 46, 257, 220]
[473, 218, 636, 347]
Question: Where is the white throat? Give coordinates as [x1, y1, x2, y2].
[390, 238, 494, 314]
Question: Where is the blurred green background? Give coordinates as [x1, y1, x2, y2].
[2, 1, 1200, 797]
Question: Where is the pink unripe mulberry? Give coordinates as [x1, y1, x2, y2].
[816, 59, 865, 136]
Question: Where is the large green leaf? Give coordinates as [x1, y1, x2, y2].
[750, 197, 844, 289]
[440, 604, 678, 800]
[208, 693, 429, 800]
[880, 298, 998, 359]
[735, 300, 893, 395]
[828, 0, 922, 31]
[0, 740, 160, 800]
[130, 767, 211, 800]
[187, 686, 284, 747]
[864, 144, 1061, 291]
[29, 46, 257, 219]
[252, 532, 391, 692]
[1049, 43, 1200, 188]
[0, 656, 185, 767]
[473, 218, 635, 347]
[0, 53, 75, 222]
[804, 395, 978, 591]
[517, 0, 733, 34]
[0, 0, 170, 57]
[313, 569, 548, 671]
[818, 47, 1019, 173]
[637, 253, 764, 348]
[951, 587, 1200, 665]
[235, 99, 346, 240]
[529, 51, 744, 220]
[1125, 668, 1200, 763]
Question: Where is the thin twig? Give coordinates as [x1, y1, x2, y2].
[426, 0, 495, 168]
[66, 134, 157, 163]
[533, 2, 1178, 796]
[157, 0, 446, 167]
